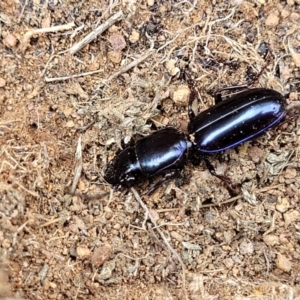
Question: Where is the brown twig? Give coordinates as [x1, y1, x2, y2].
[70, 136, 83, 195]
[131, 188, 188, 300]
[45, 68, 104, 82]
[69, 11, 124, 55]
[20, 22, 75, 52]
[107, 48, 154, 82]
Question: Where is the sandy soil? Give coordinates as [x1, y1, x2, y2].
[1, 0, 300, 299]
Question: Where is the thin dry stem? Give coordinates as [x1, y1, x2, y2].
[45, 68, 104, 82]
[107, 48, 154, 82]
[131, 187, 188, 300]
[69, 11, 124, 55]
[20, 22, 75, 52]
[70, 136, 83, 194]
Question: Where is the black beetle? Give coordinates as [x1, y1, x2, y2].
[104, 127, 189, 193]
[188, 87, 286, 153]
[104, 85, 287, 193]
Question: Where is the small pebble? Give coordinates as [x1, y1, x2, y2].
[248, 146, 264, 163]
[239, 239, 254, 255]
[276, 253, 292, 272]
[109, 34, 126, 51]
[291, 51, 300, 67]
[171, 85, 190, 107]
[113, 223, 121, 230]
[76, 246, 91, 259]
[265, 12, 279, 27]
[170, 231, 183, 242]
[284, 210, 300, 228]
[2, 239, 11, 248]
[108, 51, 122, 64]
[49, 282, 57, 289]
[281, 9, 290, 18]
[0, 78, 6, 87]
[263, 234, 279, 246]
[3, 33, 17, 48]
[284, 168, 297, 179]
[276, 197, 290, 213]
[90, 244, 112, 267]
[149, 209, 159, 222]
[129, 30, 140, 43]
[165, 59, 179, 76]
[65, 120, 75, 128]
[290, 12, 300, 20]
[223, 257, 234, 269]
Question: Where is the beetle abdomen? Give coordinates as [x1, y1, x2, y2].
[188, 88, 286, 152]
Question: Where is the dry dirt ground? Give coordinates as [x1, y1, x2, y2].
[1, 0, 300, 299]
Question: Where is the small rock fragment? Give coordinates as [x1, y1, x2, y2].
[65, 120, 75, 128]
[171, 85, 190, 107]
[76, 246, 91, 259]
[291, 51, 300, 67]
[129, 30, 140, 43]
[239, 239, 254, 255]
[284, 168, 297, 179]
[90, 244, 112, 267]
[276, 197, 290, 213]
[170, 231, 183, 242]
[265, 12, 279, 27]
[108, 51, 122, 64]
[291, 12, 300, 21]
[97, 260, 115, 281]
[281, 9, 290, 18]
[276, 253, 292, 272]
[41, 14, 51, 28]
[223, 257, 234, 269]
[165, 59, 179, 76]
[284, 210, 300, 228]
[0, 78, 6, 87]
[263, 234, 279, 246]
[149, 209, 159, 222]
[248, 146, 264, 163]
[109, 34, 126, 51]
[3, 33, 17, 48]
[2, 239, 11, 249]
[69, 216, 87, 234]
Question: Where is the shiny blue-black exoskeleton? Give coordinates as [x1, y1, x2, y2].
[188, 86, 286, 153]
[104, 127, 190, 193]
[104, 85, 287, 193]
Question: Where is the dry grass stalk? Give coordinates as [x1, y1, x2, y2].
[20, 22, 75, 52]
[131, 188, 188, 300]
[69, 11, 124, 55]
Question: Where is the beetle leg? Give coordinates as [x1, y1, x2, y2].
[214, 85, 248, 104]
[188, 85, 197, 120]
[204, 157, 240, 196]
[145, 170, 179, 195]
